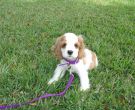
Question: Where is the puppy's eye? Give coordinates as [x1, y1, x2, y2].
[62, 43, 66, 48]
[74, 43, 79, 48]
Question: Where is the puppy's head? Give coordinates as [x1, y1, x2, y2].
[52, 33, 85, 60]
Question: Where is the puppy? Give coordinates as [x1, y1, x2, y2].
[48, 33, 98, 91]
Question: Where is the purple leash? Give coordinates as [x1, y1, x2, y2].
[0, 58, 78, 110]
[0, 74, 74, 109]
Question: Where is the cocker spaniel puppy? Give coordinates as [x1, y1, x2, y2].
[48, 33, 98, 91]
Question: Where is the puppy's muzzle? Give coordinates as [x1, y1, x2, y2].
[67, 50, 73, 55]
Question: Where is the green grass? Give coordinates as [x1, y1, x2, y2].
[0, 0, 135, 109]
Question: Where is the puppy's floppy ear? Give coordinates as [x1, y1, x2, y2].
[78, 35, 85, 59]
[51, 36, 65, 60]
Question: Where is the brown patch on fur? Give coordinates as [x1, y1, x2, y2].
[89, 51, 97, 70]
[52, 36, 66, 59]
[78, 35, 85, 59]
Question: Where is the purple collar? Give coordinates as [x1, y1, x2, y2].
[63, 58, 79, 65]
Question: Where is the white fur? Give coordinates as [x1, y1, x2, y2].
[61, 33, 79, 61]
[48, 33, 98, 91]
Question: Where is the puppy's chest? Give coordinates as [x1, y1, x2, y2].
[66, 64, 80, 73]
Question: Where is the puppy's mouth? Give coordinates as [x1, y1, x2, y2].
[68, 54, 74, 58]
[67, 55, 77, 59]
[68, 55, 72, 57]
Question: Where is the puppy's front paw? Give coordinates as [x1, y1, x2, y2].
[48, 78, 57, 85]
[80, 85, 90, 91]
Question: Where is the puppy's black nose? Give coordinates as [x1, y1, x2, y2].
[67, 50, 73, 55]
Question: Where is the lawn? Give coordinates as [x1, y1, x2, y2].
[0, 0, 135, 109]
